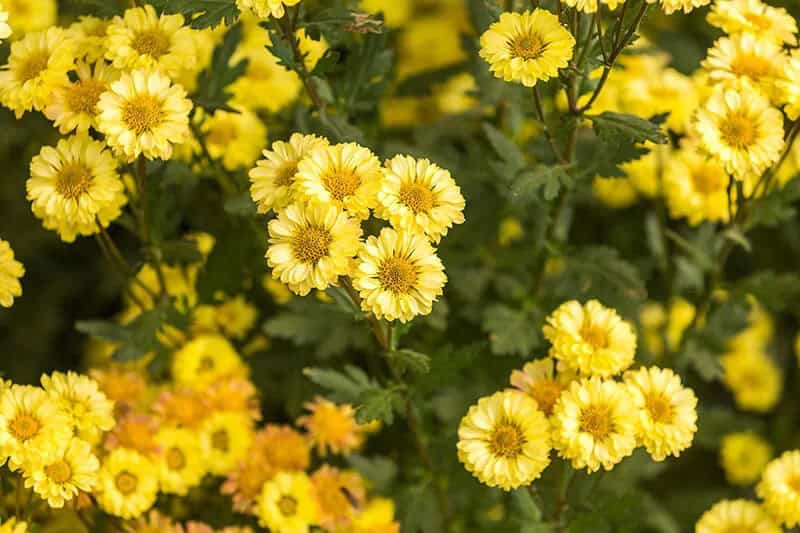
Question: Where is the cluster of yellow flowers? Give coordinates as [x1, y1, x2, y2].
[250, 134, 465, 322]
[457, 299, 698, 490]
[589, 0, 800, 226]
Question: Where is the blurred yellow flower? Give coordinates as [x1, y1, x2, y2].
[757, 450, 800, 527]
[720, 432, 772, 486]
[696, 499, 780, 533]
[154, 426, 207, 495]
[171, 334, 247, 389]
[707, 0, 797, 46]
[257, 471, 318, 533]
[201, 411, 254, 475]
[202, 107, 268, 171]
[298, 397, 365, 456]
[96, 448, 159, 519]
[0, 239, 24, 308]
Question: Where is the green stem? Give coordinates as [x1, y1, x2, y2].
[532, 85, 566, 164]
[135, 156, 168, 298]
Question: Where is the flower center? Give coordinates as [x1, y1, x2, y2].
[275, 162, 298, 187]
[730, 53, 773, 81]
[166, 446, 186, 470]
[45, 460, 72, 484]
[211, 429, 230, 452]
[123, 94, 164, 135]
[56, 163, 93, 200]
[509, 32, 547, 60]
[19, 51, 49, 82]
[131, 29, 171, 59]
[206, 119, 238, 147]
[115, 471, 138, 495]
[378, 257, 418, 294]
[291, 226, 332, 264]
[66, 79, 107, 115]
[580, 321, 609, 350]
[788, 476, 800, 494]
[9, 413, 40, 441]
[198, 356, 216, 372]
[645, 394, 673, 424]
[720, 111, 757, 150]
[278, 495, 298, 517]
[531, 380, 563, 416]
[322, 168, 361, 201]
[580, 404, 612, 439]
[399, 182, 435, 214]
[691, 163, 727, 194]
[488, 422, 525, 458]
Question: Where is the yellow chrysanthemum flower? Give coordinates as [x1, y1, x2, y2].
[201, 106, 268, 171]
[703, 33, 786, 103]
[434, 73, 479, 116]
[0, 239, 24, 308]
[250, 133, 330, 214]
[96, 448, 158, 519]
[200, 411, 254, 476]
[624, 366, 697, 461]
[479, 10, 575, 87]
[551, 377, 638, 472]
[296, 28, 327, 71]
[696, 499, 780, 533]
[0, 28, 74, 118]
[97, 69, 193, 161]
[0, 384, 72, 470]
[779, 51, 800, 121]
[708, 0, 797, 46]
[40, 371, 115, 444]
[237, 0, 302, 19]
[664, 147, 731, 226]
[153, 426, 206, 495]
[230, 40, 302, 113]
[295, 143, 382, 220]
[0, 4, 10, 43]
[66, 16, 110, 63]
[593, 176, 639, 209]
[266, 201, 362, 296]
[720, 432, 772, 486]
[510, 358, 573, 416]
[757, 451, 800, 527]
[351, 498, 400, 533]
[652, 0, 710, 15]
[212, 295, 259, 340]
[457, 389, 551, 490]
[171, 334, 247, 389]
[27, 135, 126, 243]
[376, 155, 465, 243]
[721, 349, 782, 413]
[105, 5, 196, 79]
[694, 82, 784, 179]
[0, 518, 27, 533]
[562, 0, 627, 13]
[543, 300, 637, 378]
[4, 0, 55, 35]
[45, 61, 119, 135]
[311, 465, 366, 530]
[297, 397, 365, 456]
[22, 436, 99, 508]
[397, 14, 466, 79]
[360, 0, 412, 28]
[352, 227, 447, 323]
[257, 471, 318, 533]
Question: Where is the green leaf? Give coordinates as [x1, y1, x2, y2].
[266, 26, 297, 71]
[587, 111, 668, 175]
[387, 349, 432, 375]
[733, 271, 800, 314]
[75, 321, 130, 344]
[65, 0, 121, 17]
[482, 305, 541, 357]
[150, 0, 239, 29]
[565, 246, 648, 302]
[356, 387, 399, 425]
[746, 178, 800, 229]
[338, 32, 393, 112]
[483, 123, 526, 174]
[346, 455, 397, 492]
[193, 23, 247, 112]
[510, 165, 574, 203]
[512, 489, 544, 523]
[223, 192, 258, 217]
[303, 365, 374, 403]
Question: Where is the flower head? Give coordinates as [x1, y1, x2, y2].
[655, 0, 710, 15]
[779, 51, 800, 121]
[96, 448, 159, 519]
[703, 33, 786, 102]
[46, 61, 119, 135]
[171, 334, 247, 389]
[510, 358, 572, 416]
[297, 397, 365, 456]
[22, 437, 99, 508]
[66, 16, 111, 62]
[720, 432, 772, 486]
[200, 411, 254, 476]
[696, 499, 780, 533]
[721, 349, 782, 413]
[3, 0, 56, 35]
[708, 0, 797, 45]
[40, 371, 115, 444]
[311, 466, 367, 529]
[757, 451, 800, 527]
[664, 147, 731, 226]
[236, 0, 302, 19]
[154, 426, 206, 495]
[257, 471, 318, 533]
[201, 107, 267, 171]
[0, 239, 24, 308]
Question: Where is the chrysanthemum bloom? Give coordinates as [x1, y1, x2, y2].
[295, 143, 383, 220]
[45, 61, 119, 135]
[22, 437, 99, 508]
[171, 334, 247, 389]
[298, 397, 365, 456]
[457, 389, 551, 490]
[211, 296, 259, 340]
[562, 0, 626, 13]
[543, 300, 637, 378]
[151, 387, 209, 429]
[434, 73, 479, 116]
[27, 135, 126, 243]
[779, 52, 800, 121]
[201, 107, 267, 171]
[694, 83, 784, 179]
[352, 498, 400, 533]
[707, 0, 797, 46]
[757, 451, 800, 527]
[206, 377, 261, 420]
[593, 176, 639, 209]
[230, 40, 302, 113]
[664, 147, 731, 226]
[0, 4, 10, 43]
[40, 371, 115, 445]
[479, 10, 575, 86]
[0, 385, 72, 470]
[311, 466, 367, 530]
[250, 134, 330, 214]
[237, 0, 301, 18]
[703, 33, 786, 103]
[0, 239, 24, 308]
[104, 414, 158, 456]
[105, 5, 196, 79]
[89, 368, 148, 416]
[3, 0, 55, 35]
[510, 358, 572, 416]
[257, 471, 318, 532]
[200, 411, 254, 476]
[124, 510, 179, 533]
[352, 228, 447, 323]
[551, 377, 638, 472]
[720, 432, 772, 486]
[0, 518, 28, 533]
[153, 426, 206, 495]
[623, 367, 697, 461]
[96, 69, 193, 161]
[696, 499, 780, 533]
[376, 155, 465, 243]
[266, 202, 362, 296]
[66, 16, 111, 62]
[652, 0, 710, 15]
[0, 28, 74, 118]
[721, 349, 782, 413]
[96, 448, 159, 519]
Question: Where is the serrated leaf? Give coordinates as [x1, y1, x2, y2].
[482, 305, 541, 357]
[75, 321, 130, 344]
[266, 26, 296, 70]
[587, 112, 668, 175]
[733, 272, 800, 314]
[510, 165, 573, 203]
[387, 349, 431, 375]
[303, 365, 374, 403]
[356, 387, 398, 425]
[150, 0, 239, 29]
[338, 32, 393, 112]
[193, 23, 247, 112]
[483, 123, 526, 174]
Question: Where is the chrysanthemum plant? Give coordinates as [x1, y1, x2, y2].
[2, 0, 800, 531]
